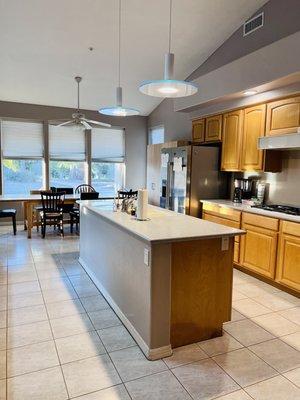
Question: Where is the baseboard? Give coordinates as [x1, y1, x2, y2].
[79, 257, 172, 360]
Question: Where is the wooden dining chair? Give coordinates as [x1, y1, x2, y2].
[0, 209, 17, 235]
[40, 191, 65, 238]
[75, 184, 96, 194]
[30, 189, 51, 232]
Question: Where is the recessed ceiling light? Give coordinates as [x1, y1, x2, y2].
[244, 90, 257, 96]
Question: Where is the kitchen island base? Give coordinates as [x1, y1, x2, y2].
[79, 204, 240, 360]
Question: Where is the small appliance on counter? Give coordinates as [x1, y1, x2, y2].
[233, 178, 253, 203]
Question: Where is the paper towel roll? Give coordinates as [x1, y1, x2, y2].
[137, 189, 148, 220]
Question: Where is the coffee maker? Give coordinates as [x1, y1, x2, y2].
[233, 178, 253, 203]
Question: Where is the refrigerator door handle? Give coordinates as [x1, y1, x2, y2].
[167, 161, 174, 210]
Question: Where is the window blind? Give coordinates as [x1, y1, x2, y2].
[49, 125, 86, 160]
[1, 120, 44, 158]
[92, 127, 125, 162]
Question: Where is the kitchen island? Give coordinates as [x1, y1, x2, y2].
[79, 201, 244, 360]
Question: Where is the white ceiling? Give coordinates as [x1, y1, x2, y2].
[0, 0, 267, 116]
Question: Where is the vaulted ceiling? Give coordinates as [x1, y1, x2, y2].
[0, 0, 267, 115]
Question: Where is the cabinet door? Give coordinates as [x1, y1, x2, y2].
[205, 115, 222, 142]
[241, 104, 265, 171]
[266, 96, 300, 136]
[192, 119, 205, 142]
[276, 221, 300, 291]
[240, 223, 278, 279]
[221, 110, 243, 171]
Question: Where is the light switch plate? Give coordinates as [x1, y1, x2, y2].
[144, 248, 150, 266]
[221, 237, 229, 251]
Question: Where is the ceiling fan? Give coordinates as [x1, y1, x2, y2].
[55, 77, 111, 129]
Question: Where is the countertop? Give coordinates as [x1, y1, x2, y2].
[201, 199, 300, 223]
[81, 201, 244, 244]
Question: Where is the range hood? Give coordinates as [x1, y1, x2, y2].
[258, 128, 300, 150]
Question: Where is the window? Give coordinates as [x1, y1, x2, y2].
[1, 120, 44, 195]
[91, 127, 125, 196]
[149, 125, 164, 144]
[49, 125, 86, 189]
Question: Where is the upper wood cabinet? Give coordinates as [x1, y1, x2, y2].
[192, 119, 205, 142]
[266, 96, 300, 136]
[276, 221, 300, 292]
[205, 114, 222, 142]
[221, 110, 243, 171]
[241, 104, 266, 171]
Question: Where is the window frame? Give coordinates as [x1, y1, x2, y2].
[148, 124, 165, 145]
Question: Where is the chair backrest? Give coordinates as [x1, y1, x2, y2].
[56, 187, 74, 195]
[80, 192, 99, 200]
[118, 190, 138, 199]
[41, 191, 65, 213]
[75, 184, 96, 194]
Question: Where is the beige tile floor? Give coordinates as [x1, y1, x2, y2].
[0, 225, 300, 400]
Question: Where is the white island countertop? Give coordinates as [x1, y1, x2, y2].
[201, 199, 300, 223]
[80, 201, 244, 244]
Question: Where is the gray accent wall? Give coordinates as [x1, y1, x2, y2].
[0, 100, 147, 190]
[188, 0, 300, 81]
[147, 99, 191, 143]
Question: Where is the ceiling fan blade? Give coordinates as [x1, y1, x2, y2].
[81, 120, 92, 129]
[85, 119, 111, 128]
[55, 120, 74, 127]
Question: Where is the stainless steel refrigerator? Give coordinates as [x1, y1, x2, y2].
[160, 145, 228, 217]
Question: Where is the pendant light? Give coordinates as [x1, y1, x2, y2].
[139, 0, 197, 98]
[99, 0, 140, 116]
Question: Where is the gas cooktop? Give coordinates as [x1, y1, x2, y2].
[252, 204, 300, 216]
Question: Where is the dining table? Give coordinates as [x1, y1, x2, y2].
[0, 194, 80, 238]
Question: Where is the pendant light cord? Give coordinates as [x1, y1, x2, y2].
[118, 0, 121, 87]
[168, 0, 172, 53]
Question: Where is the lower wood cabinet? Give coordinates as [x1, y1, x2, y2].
[276, 221, 300, 291]
[201, 203, 300, 294]
[240, 213, 278, 279]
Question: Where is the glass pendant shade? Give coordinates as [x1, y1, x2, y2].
[139, 53, 198, 98]
[99, 87, 140, 116]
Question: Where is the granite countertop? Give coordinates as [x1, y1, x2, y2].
[201, 199, 300, 223]
[80, 202, 244, 244]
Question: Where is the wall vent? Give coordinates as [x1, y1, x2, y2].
[243, 12, 264, 36]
